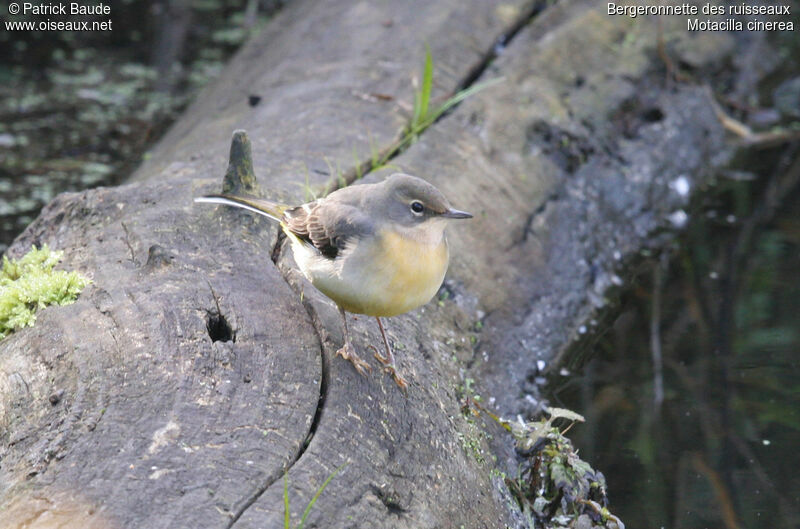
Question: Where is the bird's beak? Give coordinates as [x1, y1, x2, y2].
[441, 208, 473, 219]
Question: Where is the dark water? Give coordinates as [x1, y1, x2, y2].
[0, 0, 284, 255]
[555, 169, 800, 528]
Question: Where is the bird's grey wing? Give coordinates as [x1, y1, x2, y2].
[283, 200, 373, 259]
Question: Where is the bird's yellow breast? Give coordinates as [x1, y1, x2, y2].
[372, 229, 449, 315]
[307, 227, 449, 317]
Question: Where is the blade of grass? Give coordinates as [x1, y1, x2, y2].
[409, 77, 504, 138]
[284, 473, 290, 529]
[296, 463, 347, 529]
[419, 44, 433, 123]
[430, 76, 505, 123]
[412, 45, 433, 131]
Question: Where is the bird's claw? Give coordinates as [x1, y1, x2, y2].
[370, 344, 390, 366]
[369, 345, 409, 391]
[390, 371, 409, 392]
[336, 342, 371, 376]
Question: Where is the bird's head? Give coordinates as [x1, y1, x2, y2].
[379, 174, 472, 234]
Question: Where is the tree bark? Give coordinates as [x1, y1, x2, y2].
[1, 0, 789, 527]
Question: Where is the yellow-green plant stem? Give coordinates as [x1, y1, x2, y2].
[283, 463, 347, 529]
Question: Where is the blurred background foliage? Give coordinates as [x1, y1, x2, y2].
[0, 0, 288, 254]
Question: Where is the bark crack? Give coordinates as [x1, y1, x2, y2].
[226, 237, 329, 529]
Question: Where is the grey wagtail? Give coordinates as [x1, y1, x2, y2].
[195, 173, 472, 389]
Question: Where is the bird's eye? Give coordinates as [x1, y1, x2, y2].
[410, 201, 424, 214]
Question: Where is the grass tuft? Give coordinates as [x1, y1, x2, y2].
[378, 46, 503, 168]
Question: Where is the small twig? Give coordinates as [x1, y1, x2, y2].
[707, 87, 753, 138]
[120, 222, 136, 264]
[705, 86, 800, 147]
[206, 280, 224, 319]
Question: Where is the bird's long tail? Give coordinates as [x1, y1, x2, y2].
[194, 194, 289, 223]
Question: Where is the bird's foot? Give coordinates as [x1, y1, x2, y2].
[371, 346, 409, 391]
[336, 342, 371, 376]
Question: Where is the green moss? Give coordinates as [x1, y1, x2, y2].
[0, 245, 90, 338]
[455, 378, 494, 465]
[456, 429, 487, 465]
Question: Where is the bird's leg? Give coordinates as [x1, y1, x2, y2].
[335, 307, 371, 376]
[372, 317, 409, 390]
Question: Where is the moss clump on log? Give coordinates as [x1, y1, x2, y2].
[0, 245, 90, 338]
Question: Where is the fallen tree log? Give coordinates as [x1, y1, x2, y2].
[1, 0, 792, 527]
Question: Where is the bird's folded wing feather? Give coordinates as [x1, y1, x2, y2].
[284, 201, 374, 259]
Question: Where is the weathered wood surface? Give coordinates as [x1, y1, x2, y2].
[1, 0, 786, 527]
